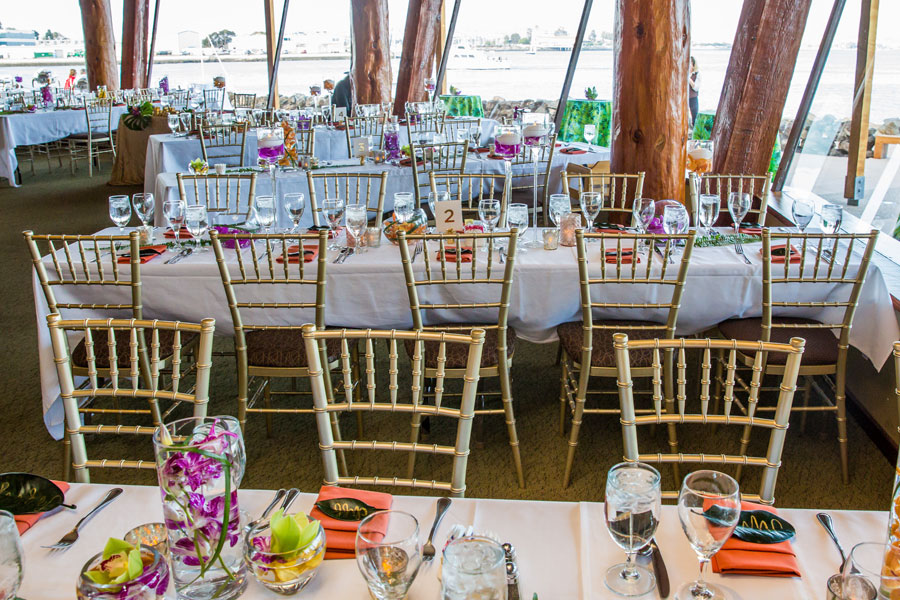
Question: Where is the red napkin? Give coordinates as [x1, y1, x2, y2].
[468, 147, 490, 154]
[275, 244, 319, 264]
[440, 247, 474, 263]
[164, 229, 193, 239]
[766, 243, 802, 264]
[117, 245, 167, 264]
[595, 228, 627, 234]
[560, 147, 587, 155]
[739, 227, 764, 235]
[711, 501, 801, 577]
[399, 158, 424, 167]
[309, 486, 393, 560]
[605, 250, 639, 264]
[15, 480, 70, 535]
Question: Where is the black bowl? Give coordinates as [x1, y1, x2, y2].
[0, 472, 67, 514]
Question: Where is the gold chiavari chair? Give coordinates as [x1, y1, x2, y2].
[506, 135, 557, 224]
[210, 230, 345, 438]
[293, 126, 316, 159]
[443, 117, 482, 144]
[344, 115, 386, 156]
[231, 92, 257, 109]
[560, 170, 646, 226]
[559, 229, 695, 487]
[203, 87, 226, 113]
[67, 97, 115, 177]
[405, 111, 446, 142]
[47, 315, 216, 483]
[168, 89, 190, 110]
[176, 172, 257, 222]
[398, 229, 525, 488]
[614, 334, 805, 504]
[715, 229, 878, 484]
[429, 172, 510, 224]
[354, 103, 388, 117]
[307, 171, 388, 226]
[410, 140, 469, 210]
[690, 173, 772, 226]
[199, 123, 248, 167]
[303, 325, 485, 497]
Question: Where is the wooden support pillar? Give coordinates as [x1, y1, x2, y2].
[845, 0, 879, 204]
[350, 0, 393, 105]
[611, 0, 690, 205]
[393, 0, 442, 116]
[711, 0, 812, 176]
[264, 0, 280, 109]
[121, 0, 149, 90]
[79, 0, 119, 91]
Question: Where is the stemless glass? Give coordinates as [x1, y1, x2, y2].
[255, 196, 276, 235]
[549, 194, 572, 228]
[322, 198, 345, 250]
[604, 463, 661, 597]
[441, 536, 506, 600]
[698, 194, 720, 237]
[727, 192, 751, 234]
[163, 199, 186, 245]
[184, 205, 208, 252]
[284, 192, 306, 233]
[0, 511, 23, 600]
[393, 192, 414, 223]
[821, 203, 843, 234]
[580, 191, 603, 239]
[791, 197, 816, 232]
[676, 470, 741, 600]
[132, 193, 155, 228]
[356, 511, 422, 600]
[583, 124, 597, 146]
[109, 195, 131, 233]
[345, 203, 368, 254]
[507, 203, 530, 253]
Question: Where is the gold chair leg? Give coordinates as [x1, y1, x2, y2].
[558, 353, 569, 436]
[499, 362, 525, 488]
[836, 364, 850, 484]
[664, 349, 681, 484]
[329, 411, 349, 478]
[562, 385, 585, 488]
[62, 430, 72, 482]
[800, 376, 812, 432]
[351, 343, 364, 439]
[263, 379, 273, 437]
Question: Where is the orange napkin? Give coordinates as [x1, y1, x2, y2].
[560, 147, 587, 155]
[766, 243, 801, 264]
[605, 250, 639, 264]
[739, 226, 764, 235]
[275, 244, 319, 264]
[711, 501, 801, 577]
[164, 229, 193, 239]
[399, 158, 424, 167]
[439, 247, 473, 263]
[117, 245, 167, 264]
[309, 486, 393, 559]
[15, 480, 70, 535]
[468, 147, 491, 154]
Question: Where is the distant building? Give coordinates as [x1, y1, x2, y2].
[0, 27, 37, 47]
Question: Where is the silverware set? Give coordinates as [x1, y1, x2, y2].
[43, 487, 123, 551]
[333, 248, 355, 264]
[165, 247, 193, 264]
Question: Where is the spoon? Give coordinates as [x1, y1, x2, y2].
[817, 512, 856, 574]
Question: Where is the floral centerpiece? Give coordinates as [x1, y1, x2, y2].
[124, 101, 154, 131]
[278, 120, 299, 168]
[77, 538, 170, 599]
[244, 509, 326, 595]
[154, 416, 247, 600]
[188, 158, 209, 175]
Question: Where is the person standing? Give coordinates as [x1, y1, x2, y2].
[64, 69, 77, 90]
[688, 56, 700, 128]
[331, 73, 353, 114]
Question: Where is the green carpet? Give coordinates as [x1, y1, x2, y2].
[0, 160, 895, 511]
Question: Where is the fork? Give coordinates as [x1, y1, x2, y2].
[43, 487, 123, 550]
[332, 248, 349, 264]
[164, 248, 189, 264]
[246, 488, 286, 531]
[339, 248, 355, 264]
[422, 497, 451, 562]
[734, 237, 752, 265]
[411, 240, 423, 264]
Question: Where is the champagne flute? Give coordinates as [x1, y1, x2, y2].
[132, 193, 155, 228]
[549, 194, 572, 228]
[604, 463, 661, 596]
[109, 195, 131, 234]
[580, 191, 603, 241]
[676, 470, 741, 600]
[284, 192, 306, 233]
[322, 197, 345, 251]
[184, 204, 208, 253]
[163, 198, 186, 246]
[356, 511, 422, 600]
[345, 203, 368, 254]
[583, 124, 597, 147]
[791, 197, 815, 233]
[698, 194, 720, 237]
[0, 511, 23, 600]
[727, 192, 751, 234]
[507, 203, 530, 253]
[393, 192, 414, 223]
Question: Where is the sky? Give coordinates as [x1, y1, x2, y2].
[3, 0, 899, 49]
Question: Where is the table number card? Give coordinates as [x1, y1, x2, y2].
[333, 106, 347, 122]
[433, 198, 464, 233]
[350, 136, 370, 158]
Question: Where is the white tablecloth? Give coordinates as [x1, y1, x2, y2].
[143, 119, 500, 195]
[0, 106, 129, 186]
[17, 482, 888, 599]
[32, 229, 899, 439]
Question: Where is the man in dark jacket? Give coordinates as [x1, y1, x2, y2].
[332, 73, 352, 114]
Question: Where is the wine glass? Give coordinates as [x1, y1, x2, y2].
[322, 197, 345, 251]
[0, 511, 23, 600]
[178, 112, 192, 136]
[167, 113, 179, 135]
[632, 198, 656, 255]
[676, 470, 741, 600]
[821, 203, 843, 234]
[163, 198, 186, 246]
[345, 203, 368, 254]
[132, 193, 155, 228]
[284, 192, 306, 233]
[791, 197, 815, 233]
[698, 194, 721, 237]
[356, 510, 422, 600]
[663, 203, 690, 260]
[184, 204, 208, 253]
[108, 195, 131, 233]
[583, 124, 597, 147]
[727, 192, 751, 234]
[580, 191, 603, 240]
[424, 77, 436, 103]
[478, 198, 501, 233]
[507, 203, 530, 253]
[604, 462, 661, 596]
[393, 193, 414, 223]
[549, 194, 572, 228]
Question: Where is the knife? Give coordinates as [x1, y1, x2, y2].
[650, 539, 669, 598]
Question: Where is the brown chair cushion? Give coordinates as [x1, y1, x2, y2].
[245, 329, 342, 368]
[717, 317, 838, 365]
[72, 329, 197, 369]
[557, 320, 665, 368]
[67, 131, 112, 141]
[403, 326, 517, 369]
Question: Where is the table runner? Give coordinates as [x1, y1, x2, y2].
[17, 482, 887, 599]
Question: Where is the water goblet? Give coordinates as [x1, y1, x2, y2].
[821, 203, 843, 234]
[791, 196, 815, 233]
[676, 470, 741, 600]
[478, 198, 501, 233]
[698, 194, 720, 237]
[727, 192, 751, 234]
[184, 205, 208, 253]
[322, 198, 345, 251]
[507, 203, 530, 253]
[393, 193, 414, 223]
[345, 203, 368, 254]
[132, 193, 155, 228]
[0, 510, 23, 600]
[580, 191, 603, 240]
[356, 511, 422, 600]
[167, 113, 179, 134]
[163, 198, 186, 246]
[108, 195, 131, 233]
[178, 112, 192, 136]
[632, 197, 656, 254]
[549, 194, 572, 228]
[284, 192, 306, 233]
[604, 462, 661, 596]
[583, 124, 597, 146]
[255, 196, 276, 235]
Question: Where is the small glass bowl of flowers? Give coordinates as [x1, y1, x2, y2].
[244, 509, 326, 595]
[77, 537, 170, 600]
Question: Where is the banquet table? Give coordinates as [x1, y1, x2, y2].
[32, 228, 899, 439]
[143, 119, 500, 195]
[151, 144, 612, 229]
[0, 105, 130, 187]
[17, 482, 887, 599]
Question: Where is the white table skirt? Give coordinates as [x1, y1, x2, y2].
[32, 228, 899, 439]
[0, 106, 129, 186]
[150, 145, 611, 230]
[17, 482, 888, 599]
[143, 119, 500, 195]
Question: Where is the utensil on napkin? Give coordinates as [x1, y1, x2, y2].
[164, 229, 193, 239]
[765, 243, 802, 264]
[276, 244, 319, 264]
[710, 501, 801, 577]
[117, 245, 167, 264]
[309, 485, 393, 559]
[605, 250, 639, 264]
[440, 246, 473, 263]
[559, 147, 587, 155]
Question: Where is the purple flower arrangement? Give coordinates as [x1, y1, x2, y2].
[159, 76, 169, 94]
[211, 225, 252, 249]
